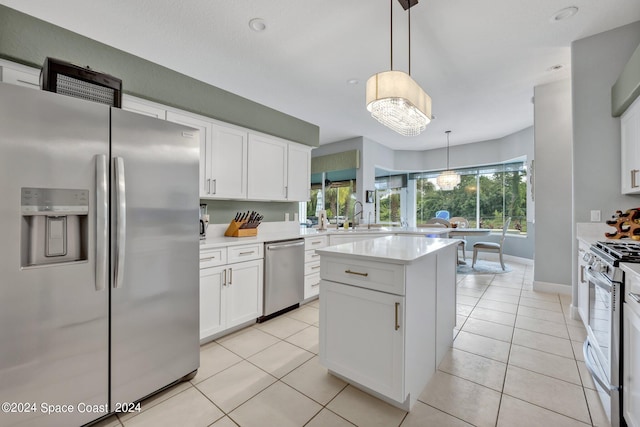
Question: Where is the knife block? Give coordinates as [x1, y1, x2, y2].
[224, 220, 258, 237]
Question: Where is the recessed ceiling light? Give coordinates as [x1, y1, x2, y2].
[347, 79, 359, 85]
[249, 18, 266, 32]
[551, 6, 578, 22]
[547, 64, 564, 72]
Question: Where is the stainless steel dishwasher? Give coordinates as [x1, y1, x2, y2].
[260, 238, 305, 321]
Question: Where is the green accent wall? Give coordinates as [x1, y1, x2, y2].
[0, 5, 319, 147]
[311, 150, 360, 174]
[612, 41, 640, 117]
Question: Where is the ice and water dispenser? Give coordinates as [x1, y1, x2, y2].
[21, 187, 89, 267]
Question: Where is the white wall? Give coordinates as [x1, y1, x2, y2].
[534, 79, 573, 292]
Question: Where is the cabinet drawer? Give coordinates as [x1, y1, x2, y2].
[305, 249, 322, 264]
[200, 248, 227, 268]
[228, 243, 264, 263]
[305, 235, 328, 250]
[321, 257, 405, 295]
[304, 272, 321, 298]
[305, 259, 321, 276]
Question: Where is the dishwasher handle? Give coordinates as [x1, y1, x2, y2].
[266, 241, 305, 250]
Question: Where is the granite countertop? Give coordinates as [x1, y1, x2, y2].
[315, 235, 460, 265]
[199, 225, 450, 251]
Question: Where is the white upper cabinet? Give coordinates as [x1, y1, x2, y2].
[287, 143, 311, 201]
[0, 60, 40, 89]
[166, 111, 213, 198]
[622, 96, 640, 194]
[247, 134, 288, 200]
[122, 97, 167, 119]
[210, 124, 247, 199]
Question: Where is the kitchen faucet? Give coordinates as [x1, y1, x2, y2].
[352, 201, 363, 228]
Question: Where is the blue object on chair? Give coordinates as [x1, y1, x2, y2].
[435, 210, 450, 220]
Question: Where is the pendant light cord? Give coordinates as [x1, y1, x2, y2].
[390, 0, 393, 70]
[446, 131, 451, 169]
[408, 5, 411, 76]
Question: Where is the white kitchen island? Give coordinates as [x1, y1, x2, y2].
[317, 235, 459, 411]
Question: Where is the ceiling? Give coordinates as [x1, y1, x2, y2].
[2, 0, 640, 150]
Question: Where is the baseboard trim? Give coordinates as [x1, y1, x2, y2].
[533, 280, 572, 295]
[569, 304, 581, 320]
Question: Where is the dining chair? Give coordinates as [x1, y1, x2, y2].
[449, 217, 469, 259]
[472, 217, 511, 270]
[435, 210, 450, 220]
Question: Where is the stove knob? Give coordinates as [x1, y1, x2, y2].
[591, 260, 602, 273]
[583, 252, 593, 264]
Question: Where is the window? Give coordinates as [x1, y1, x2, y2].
[412, 161, 527, 233]
[304, 170, 357, 227]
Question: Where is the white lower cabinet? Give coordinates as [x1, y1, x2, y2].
[199, 245, 263, 342]
[319, 244, 456, 410]
[321, 280, 405, 401]
[624, 292, 640, 427]
[304, 235, 327, 299]
[577, 240, 590, 326]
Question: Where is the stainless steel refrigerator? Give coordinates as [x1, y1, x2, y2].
[0, 83, 200, 427]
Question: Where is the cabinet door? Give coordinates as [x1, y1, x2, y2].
[577, 243, 590, 326]
[622, 97, 640, 194]
[320, 280, 405, 402]
[247, 134, 288, 200]
[624, 300, 640, 427]
[226, 259, 263, 328]
[167, 111, 212, 198]
[200, 266, 226, 340]
[211, 124, 248, 199]
[287, 143, 311, 201]
[122, 97, 167, 119]
[0, 65, 40, 89]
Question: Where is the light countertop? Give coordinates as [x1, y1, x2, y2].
[199, 224, 450, 251]
[315, 235, 460, 265]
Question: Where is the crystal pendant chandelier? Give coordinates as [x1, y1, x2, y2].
[366, 0, 432, 136]
[436, 131, 460, 191]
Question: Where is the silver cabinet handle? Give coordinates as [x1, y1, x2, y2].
[239, 251, 255, 255]
[200, 257, 215, 262]
[345, 269, 368, 277]
[229, 267, 233, 285]
[311, 241, 322, 245]
[311, 265, 321, 270]
[311, 254, 320, 258]
[629, 292, 640, 303]
[632, 170, 639, 188]
[213, 179, 217, 194]
[285, 186, 288, 199]
[223, 268, 227, 286]
[207, 179, 211, 194]
[580, 265, 585, 284]
[395, 302, 400, 330]
[114, 157, 126, 289]
[95, 154, 108, 292]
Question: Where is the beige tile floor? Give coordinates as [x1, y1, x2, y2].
[96, 260, 609, 427]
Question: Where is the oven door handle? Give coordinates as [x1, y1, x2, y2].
[585, 269, 612, 293]
[583, 339, 619, 394]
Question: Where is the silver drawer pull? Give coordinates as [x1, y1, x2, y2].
[312, 241, 322, 245]
[311, 265, 321, 270]
[629, 293, 640, 303]
[311, 254, 320, 258]
[345, 269, 368, 277]
[200, 257, 215, 262]
[239, 251, 254, 255]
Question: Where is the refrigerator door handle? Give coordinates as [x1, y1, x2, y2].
[114, 156, 127, 289]
[95, 154, 108, 291]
